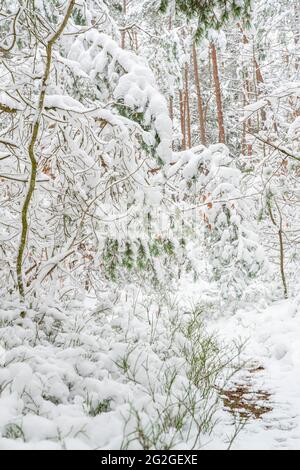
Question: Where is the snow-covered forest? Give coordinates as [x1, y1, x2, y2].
[0, 0, 300, 451]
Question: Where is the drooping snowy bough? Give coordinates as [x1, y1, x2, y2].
[0, 0, 173, 305]
[168, 144, 267, 304]
[0, 0, 267, 308]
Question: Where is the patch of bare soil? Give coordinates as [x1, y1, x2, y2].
[219, 365, 273, 420]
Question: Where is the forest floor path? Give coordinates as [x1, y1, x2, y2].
[214, 298, 300, 450]
[179, 279, 300, 449]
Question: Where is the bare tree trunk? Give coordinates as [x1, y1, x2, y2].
[132, 30, 139, 52]
[16, 0, 76, 310]
[121, 0, 127, 49]
[192, 43, 207, 146]
[239, 24, 267, 138]
[169, 95, 174, 151]
[254, 57, 264, 88]
[239, 25, 267, 128]
[169, 95, 174, 122]
[184, 63, 192, 148]
[295, 1, 300, 71]
[211, 43, 225, 144]
[168, 14, 174, 127]
[241, 29, 253, 156]
[252, 50, 267, 127]
[242, 75, 253, 156]
[179, 90, 186, 150]
[268, 200, 288, 299]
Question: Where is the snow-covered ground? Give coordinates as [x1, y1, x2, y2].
[185, 282, 300, 450]
[217, 297, 300, 450]
[1, 286, 300, 450]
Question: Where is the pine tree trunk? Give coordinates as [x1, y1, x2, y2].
[242, 74, 253, 156]
[241, 29, 253, 156]
[121, 0, 127, 49]
[295, 1, 300, 71]
[169, 96, 174, 122]
[184, 63, 192, 148]
[192, 43, 207, 146]
[168, 15, 174, 126]
[211, 43, 225, 144]
[180, 90, 186, 150]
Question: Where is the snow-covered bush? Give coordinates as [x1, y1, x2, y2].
[242, 81, 300, 299]
[0, 0, 172, 306]
[0, 291, 243, 450]
[170, 144, 267, 306]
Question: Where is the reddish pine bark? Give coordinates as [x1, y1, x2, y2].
[211, 43, 225, 144]
[192, 43, 207, 146]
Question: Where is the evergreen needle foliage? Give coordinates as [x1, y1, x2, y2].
[160, 0, 252, 39]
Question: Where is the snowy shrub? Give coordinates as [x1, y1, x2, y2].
[3, 0, 299, 453]
[170, 144, 268, 306]
[0, 292, 243, 450]
[0, 0, 175, 307]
